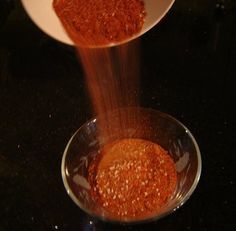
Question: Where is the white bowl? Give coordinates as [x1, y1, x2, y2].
[21, 0, 175, 47]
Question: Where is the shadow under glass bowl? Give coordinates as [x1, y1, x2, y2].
[62, 107, 201, 224]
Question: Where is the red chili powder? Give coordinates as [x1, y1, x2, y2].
[88, 138, 177, 220]
[53, 0, 146, 46]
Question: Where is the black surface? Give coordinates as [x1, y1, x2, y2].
[0, 0, 235, 230]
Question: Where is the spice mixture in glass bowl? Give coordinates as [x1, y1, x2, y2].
[88, 138, 177, 220]
[61, 107, 201, 223]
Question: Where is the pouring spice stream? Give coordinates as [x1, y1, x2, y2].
[53, 0, 177, 220]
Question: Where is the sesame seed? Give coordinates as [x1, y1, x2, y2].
[110, 166, 115, 170]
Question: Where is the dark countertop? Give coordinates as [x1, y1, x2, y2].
[0, 0, 235, 230]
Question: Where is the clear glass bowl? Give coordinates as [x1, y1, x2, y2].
[61, 107, 201, 224]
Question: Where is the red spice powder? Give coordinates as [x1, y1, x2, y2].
[88, 138, 177, 219]
[53, 0, 146, 46]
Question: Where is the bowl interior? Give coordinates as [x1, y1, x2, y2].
[62, 108, 201, 223]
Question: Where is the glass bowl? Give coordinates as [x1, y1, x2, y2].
[61, 107, 201, 224]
